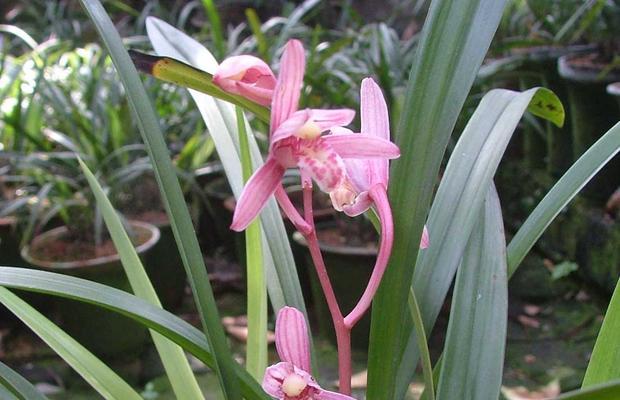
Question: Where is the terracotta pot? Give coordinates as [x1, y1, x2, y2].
[21, 221, 159, 358]
[292, 223, 377, 350]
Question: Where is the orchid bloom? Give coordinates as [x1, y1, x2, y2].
[263, 307, 355, 400]
[213, 40, 400, 232]
[213, 55, 276, 106]
[340, 78, 429, 328]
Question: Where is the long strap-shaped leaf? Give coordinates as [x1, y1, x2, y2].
[77, 2, 240, 398]
[0, 267, 270, 400]
[557, 379, 620, 400]
[79, 158, 203, 400]
[435, 185, 507, 400]
[144, 17, 306, 315]
[0, 287, 142, 400]
[366, 0, 508, 396]
[582, 277, 620, 386]
[0, 360, 49, 400]
[396, 87, 561, 397]
[507, 121, 620, 276]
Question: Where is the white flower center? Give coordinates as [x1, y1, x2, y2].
[296, 119, 321, 139]
[282, 374, 307, 397]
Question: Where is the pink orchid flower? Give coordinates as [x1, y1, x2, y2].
[263, 307, 356, 400]
[213, 40, 400, 232]
[212, 55, 276, 106]
[339, 78, 429, 328]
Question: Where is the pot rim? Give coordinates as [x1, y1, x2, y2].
[21, 220, 160, 270]
[558, 54, 620, 83]
[292, 223, 378, 256]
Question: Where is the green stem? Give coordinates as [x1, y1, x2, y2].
[236, 107, 267, 378]
[408, 287, 435, 400]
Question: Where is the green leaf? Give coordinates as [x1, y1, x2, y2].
[507, 121, 620, 277]
[435, 185, 507, 400]
[366, 1, 509, 397]
[583, 279, 620, 386]
[200, 0, 225, 59]
[0, 267, 270, 400]
[0, 360, 49, 400]
[526, 87, 565, 127]
[245, 9, 269, 61]
[395, 87, 560, 398]
[79, 158, 203, 400]
[0, 287, 142, 400]
[558, 379, 620, 400]
[145, 17, 307, 316]
[77, 2, 240, 398]
[236, 107, 268, 379]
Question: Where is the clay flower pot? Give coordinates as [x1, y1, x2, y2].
[21, 221, 160, 358]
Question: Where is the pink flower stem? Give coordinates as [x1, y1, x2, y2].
[301, 182, 352, 395]
[275, 184, 312, 235]
[343, 185, 393, 329]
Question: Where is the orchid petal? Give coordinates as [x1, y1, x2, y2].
[296, 140, 348, 193]
[213, 55, 276, 105]
[420, 225, 430, 249]
[361, 77, 391, 185]
[230, 157, 285, 231]
[262, 362, 291, 398]
[322, 134, 400, 159]
[310, 109, 355, 130]
[271, 40, 305, 134]
[342, 191, 373, 217]
[317, 390, 357, 400]
[270, 109, 310, 146]
[275, 307, 311, 372]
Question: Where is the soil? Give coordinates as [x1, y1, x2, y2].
[566, 52, 620, 73]
[29, 226, 151, 263]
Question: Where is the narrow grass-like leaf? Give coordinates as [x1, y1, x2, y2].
[507, 121, 620, 277]
[200, 0, 225, 59]
[558, 379, 620, 400]
[582, 278, 620, 386]
[407, 288, 435, 400]
[0, 287, 142, 400]
[77, 2, 240, 398]
[145, 17, 307, 316]
[237, 107, 268, 379]
[0, 267, 270, 400]
[0, 360, 49, 400]
[395, 87, 560, 398]
[366, 1, 508, 397]
[245, 9, 269, 61]
[435, 185, 507, 400]
[79, 158, 203, 400]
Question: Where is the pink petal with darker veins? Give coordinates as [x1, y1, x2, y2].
[322, 134, 400, 159]
[271, 40, 305, 134]
[275, 307, 311, 372]
[309, 109, 355, 130]
[342, 191, 373, 217]
[230, 157, 285, 231]
[360, 77, 391, 185]
[317, 390, 357, 400]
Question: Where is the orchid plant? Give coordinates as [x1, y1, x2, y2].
[1, 1, 620, 400]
